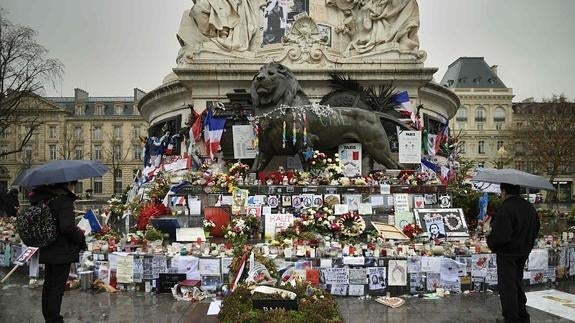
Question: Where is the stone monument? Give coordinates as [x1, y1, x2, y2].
[138, 0, 459, 168]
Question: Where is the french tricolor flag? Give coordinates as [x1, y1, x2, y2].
[392, 91, 421, 129]
[203, 109, 227, 159]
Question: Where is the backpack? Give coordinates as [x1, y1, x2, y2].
[16, 197, 59, 248]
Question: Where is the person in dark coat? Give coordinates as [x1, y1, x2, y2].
[4, 188, 20, 217]
[28, 181, 86, 323]
[487, 183, 540, 323]
[0, 189, 6, 217]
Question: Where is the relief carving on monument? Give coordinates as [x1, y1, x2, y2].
[176, 0, 266, 64]
[327, 0, 423, 58]
[174, 0, 424, 64]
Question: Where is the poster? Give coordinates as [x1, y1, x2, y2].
[338, 143, 362, 177]
[398, 130, 421, 164]
[321, 267, 349, 285]
[116, 254, 134, 284]
[262, 0, 309, 46]
[264, 213, 295, 240]
[388, 260, 408, 286]
[393, 193, 410, 213]
[231, 187, 249, 215]
[367, 267, 386, 290]
[414, 208, 469, 239]
[232, 125, 257, 159]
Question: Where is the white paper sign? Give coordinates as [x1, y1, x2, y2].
[322, 267, 349, 284]
[398, 130, 422, 164]
[232, 125, 257, 159]
[334, 204, 349, 215]
[264, 213, 295, 240]
[393, 193, 410, 213]
[367, 267, 387, 290]
[338, 143, 362, 177]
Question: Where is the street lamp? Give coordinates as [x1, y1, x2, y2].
[89, 127, 93, 198]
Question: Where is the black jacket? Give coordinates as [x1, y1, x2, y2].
[28, 186, 86, 264]
[4, 189, 19, 217]
[487, 195, 540, 256]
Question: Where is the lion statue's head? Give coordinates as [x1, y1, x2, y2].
[250, 63, 310, 113]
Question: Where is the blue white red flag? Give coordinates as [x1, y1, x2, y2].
[203, 109, 227, 159]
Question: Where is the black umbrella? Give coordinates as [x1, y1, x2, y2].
[13, 160, 108, 187]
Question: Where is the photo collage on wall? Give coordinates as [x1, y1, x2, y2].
[262, 0, 309, 46]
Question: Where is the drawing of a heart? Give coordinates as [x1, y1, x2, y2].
[416, 200, 423, 208]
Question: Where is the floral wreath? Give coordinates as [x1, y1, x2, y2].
[336, 212, 366, 237]
[443, 213, 462, 231]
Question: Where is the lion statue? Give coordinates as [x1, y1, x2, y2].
[250, 63, 311, 110]
[251, 62, 403, 171]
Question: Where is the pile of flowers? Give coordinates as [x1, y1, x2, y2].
[188, 169, 238, 192]
[107, 197, 126, 216]
[91, 225, 121, 243]
[402, 223, 423, 239]
[293, 207, 336, 235]
[228, 161, 250, 178]
[334, 211, 366, 237]
[305, 151, 342, 179]
[135, 200, 171, 230]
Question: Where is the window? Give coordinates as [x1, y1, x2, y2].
[49, 145, 57, 160]
[24, 145, 32, 160]
[114, 144, 122, 160]
[95, 105, 105, 116]
[114, 169, 123, 194]
[477, 123, 484, 130]
[478, 140, 486, 154]
[49, 126, 57, 139]
[0, 145, 7, 160]
[133, 125, 141, 138]
[74, 181, 83, 194]
[494, 107, 505, 122]
[495, 123, 503, 130]
[115, 105, 124, 115]
[75, 105, 85, 116]
[93, 126, 103, 141]
[114, 126, 122, 139]
[94, 177, 103, 194]
[459, 141, 466, 154]
[0, 127, 7, 138]
[475, 106, 486, 122]
[94, 145, 102, 160]
[496, 141, 504, 151]
[456, 106, 468, 122]
[74, 126, 83, 140]
[133, 145, 142, 160]
[74, 145, 83, 160]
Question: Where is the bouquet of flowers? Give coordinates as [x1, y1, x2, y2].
[135, 201, 170, 230]
[203, 219, 216, 231]
[228, 161, 250, 178]
[402, 223, 423, 239]
[294, 206, 335, 235]
[223, 218, 249, 246]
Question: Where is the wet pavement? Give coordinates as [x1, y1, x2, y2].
[1, 266, 574, 323]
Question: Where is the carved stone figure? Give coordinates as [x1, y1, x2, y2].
[176, 0, 265, 63]
[251, 63, 403, 170]
[328, 0, 420, 56]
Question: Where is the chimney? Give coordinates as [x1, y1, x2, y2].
[490, 65, 498, 76]
[74, 88, 89, 102]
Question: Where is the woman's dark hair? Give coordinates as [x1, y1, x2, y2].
[500, 183, 520, 195]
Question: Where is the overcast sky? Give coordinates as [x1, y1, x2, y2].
[2, 0, 574, 101]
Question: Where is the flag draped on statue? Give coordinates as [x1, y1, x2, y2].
[392, 91, 421, 129]
[435, 123, 449, 155]
[203, 109, 227, 159]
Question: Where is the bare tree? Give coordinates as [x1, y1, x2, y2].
[57, 126, 78, 160]
[510, 97, 575, 199]
[0, 11, 64, 157]
[103, 134, 130, 194]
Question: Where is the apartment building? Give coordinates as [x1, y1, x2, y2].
[0, 88, 148, 199]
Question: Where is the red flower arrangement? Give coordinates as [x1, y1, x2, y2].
[402, 223, 423, 239]
[136, 201, 170, 230]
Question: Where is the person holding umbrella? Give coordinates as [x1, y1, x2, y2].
[487, 183, 540, 323]
[13, 160, 108, 323]
[26, 181, 87, 323]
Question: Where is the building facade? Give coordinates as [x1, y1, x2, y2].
[440, 57, 514, 168]
[0, 88, 149, 200]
